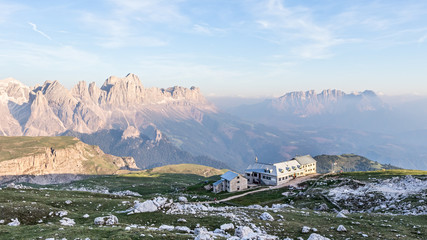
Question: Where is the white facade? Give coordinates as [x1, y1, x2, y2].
[245, 155, 316, 186]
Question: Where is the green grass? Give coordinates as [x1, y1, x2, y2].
[0, 136, 79, 162]
[1, 171, 426, 239]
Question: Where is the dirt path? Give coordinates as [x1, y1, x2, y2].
[203, 174, 320, 204]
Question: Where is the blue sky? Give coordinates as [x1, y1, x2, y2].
[1, 0, 427, 97]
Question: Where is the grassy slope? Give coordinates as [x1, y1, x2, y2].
[0, 136, 78, 162]
[314, 154, 399, 173]
[0, 169, 425, 239]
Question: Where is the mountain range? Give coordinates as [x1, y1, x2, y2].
[1, 74, 426, 171]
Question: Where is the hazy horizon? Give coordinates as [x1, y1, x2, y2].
[1, 0, 427, 97]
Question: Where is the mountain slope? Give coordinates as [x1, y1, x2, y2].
[0, 136, 138, 184]
[313, 154, 399, 173]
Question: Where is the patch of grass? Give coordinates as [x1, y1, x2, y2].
[0, 136, 78, 162]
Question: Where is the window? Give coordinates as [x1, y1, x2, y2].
[237, 181, 240, 183]
[237, 176, 240, 179]
[246, 173, 250, 176]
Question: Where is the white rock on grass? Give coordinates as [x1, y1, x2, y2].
[220, 223, 234, 231]
[307, 233, 331, 240]
[302, 226, 311, 233]
[94, 215, 118, 226]
[125, 197, 171, 214]
[0, 219, 4, 224]
[260, 212, 274, 221]
[336, 212, 347, 218]
[56, 210, 68, 217]
[337, 225, 347, 232]
[194, 227, 213, 240]
[177, 218, 187, 223]
[178, 196, 188, 203]
[7, 218, 20, 226]
[65, 200, 72, 205]
[83, 214, 90, 218]
[159, 224, 175, 231]
[235, 226, 254, 238]
[175, 226, 191, 233]
[60, 217, 75, 226]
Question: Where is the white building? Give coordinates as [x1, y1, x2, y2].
[245, 155, 317, 186]
[212, 171, 248, 193]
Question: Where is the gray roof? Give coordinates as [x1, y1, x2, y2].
[213, 179, 224, 186]
[293, 155, 316, 165]
[221, 171, 239, 181]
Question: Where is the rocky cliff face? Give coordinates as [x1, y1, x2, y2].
[0, 74, 215, 136]
[0, 136, 138, 180]
[271, 89, 383, 117]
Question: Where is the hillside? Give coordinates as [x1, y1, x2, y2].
[314, 154, 399, 173]
[147, 163, 228, 177]
[0, 168, 425, 239]
[0, 136, 138, 184]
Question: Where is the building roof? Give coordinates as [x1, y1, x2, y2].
[293, 155, 316, 165]
[221, 171, 239, 181]
[213, 179, 224, 186]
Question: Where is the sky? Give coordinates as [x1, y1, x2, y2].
[1, 0, 427, 97]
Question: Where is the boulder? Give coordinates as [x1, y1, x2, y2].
[260, 212, 274, 221]
[7, 218, 20, 226]
[337, 225, 347, 232]
[175, 226, 191, 233]
[178, 196, 188, 203]
[307, 233, 331, 240]
[60, 217, 75, 226]
[94, 215, 118, 226]
[159, 224, 174, 231]
[220, 223, 234, 231]
[302, 226, 311, 233]
[235, 226, 254, 238]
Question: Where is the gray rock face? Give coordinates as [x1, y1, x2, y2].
[0, 74, 215, 136]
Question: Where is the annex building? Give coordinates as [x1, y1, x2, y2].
[245, 155, 317, 186]
[212, 171, 248, 193]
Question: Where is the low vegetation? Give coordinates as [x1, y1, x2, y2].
[0, 165, 426, 239]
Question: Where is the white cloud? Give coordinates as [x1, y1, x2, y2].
[80, 0, 187, 48]
[252, 0, 342, 59]
[192, 24, 226, 36]
[28, 22, 52, 40]
[418, 34, 427, 43]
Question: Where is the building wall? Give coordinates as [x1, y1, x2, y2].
[226, 174, 248, 192]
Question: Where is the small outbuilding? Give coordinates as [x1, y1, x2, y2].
[212, 171, 248, 193]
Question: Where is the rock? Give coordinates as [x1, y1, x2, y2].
[65, 200, 72, 205]
[260, 212, 274, 221]
[94, 215, 118, 226]
[220, 223, 234, 231]
[235, 226, 254, 238]
[83, 214, 90, 218]
[56, 210, 68, 217]
[336, 212, 347, 218]
[159, 225, 175, 231]
[175, 226, 191, 233]
[60, 217, 75, 226]
[302, 226, 311, 233]
[337, 225, 347, 232]
[178, 196, 188, 203]
[7, 218, 20, 226]
[177, 218, 187, 223]
[307, 233, 331, 240]
[194, 227, 213, 240]
[315, 203, 329, 211]
[312, 228, 318, 232]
